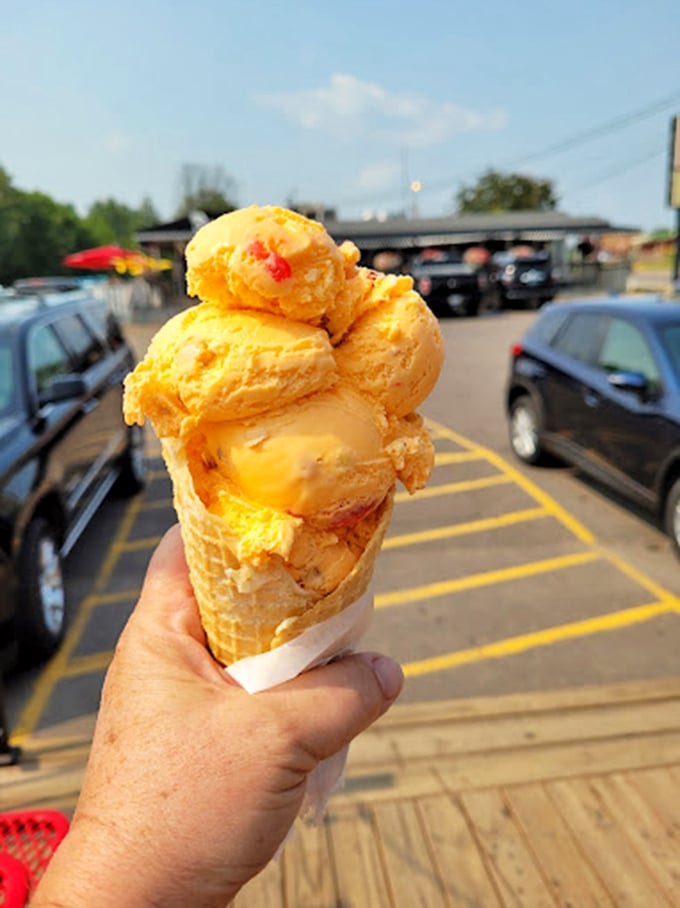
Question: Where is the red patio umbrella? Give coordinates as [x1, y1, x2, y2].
[63, 245, 147, 272]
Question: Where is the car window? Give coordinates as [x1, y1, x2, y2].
[0, 344, 16, 416]
[551, 312, 609, 365]
[86, 305, 126, 350]
[28, 324, 74, 394]
[657, 323, 680, 384]
[54, 313, 106, 371]
[531, 307, 570, 344]
[598, 318, 660, 385]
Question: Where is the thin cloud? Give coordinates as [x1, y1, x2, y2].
[357, 159, 402, 191]
[256, 73, 507, 147]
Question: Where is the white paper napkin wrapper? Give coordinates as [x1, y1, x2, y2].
[225, 588, 374, 821]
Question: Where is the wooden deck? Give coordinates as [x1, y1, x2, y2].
[2, 678, 680, 906]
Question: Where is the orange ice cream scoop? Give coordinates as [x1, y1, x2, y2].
[203, 384, 394, 529]
[123, 304, 337, 436]
[185, 205, 362, 341]
[335, 269, 445, 417]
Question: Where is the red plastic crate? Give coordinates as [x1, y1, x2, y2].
[0, 811, 70, 898]
[0, 853, 29, 908]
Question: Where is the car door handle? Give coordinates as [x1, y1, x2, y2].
[583, 391, 600, 408]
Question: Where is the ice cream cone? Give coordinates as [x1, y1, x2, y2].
[161, 437, 394, 667]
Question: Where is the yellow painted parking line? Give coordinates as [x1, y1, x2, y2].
[384, 507, 548, 549]
[87, 589, 141, 607]
[602, 548, 680, 609]
[118, 536, 163, 553]
[434, 451, 486, 466]
[427, 420, 595, 545]
[404, 600, 674, 677]
[63, 651, 115, 678]
[376, 550, 601, 608]
[13, 496, 143, 741]
[140, 497, 174, 511]
[394, 473, 512, 503]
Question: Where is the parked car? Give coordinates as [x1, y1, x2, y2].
[505, 296, 680, 555]
[410, 250, 489, 317]
[0, 290, 146, 670]
[491, 250, 559, 310]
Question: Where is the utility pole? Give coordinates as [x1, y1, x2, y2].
[668, 116, 680, 287]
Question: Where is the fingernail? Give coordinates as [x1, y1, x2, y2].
[368, 655, 404, 701]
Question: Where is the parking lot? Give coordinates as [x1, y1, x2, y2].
[5, 307, 680, 745]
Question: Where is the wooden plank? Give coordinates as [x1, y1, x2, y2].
[591, 773, 680, 899]
[377, 678, 680, 728]
[327, 802, 392, 907]
[505, 782, 615, 907]
[627, 766, 680, 834]
[545, 778, 671, 907]
[418, 794, 503, 907]
[232, 858, 283, 907]
[283, 815, 335, 907]
[460, 788, 555, 907]
[372, 800, 447, 906]
[429, 730, 680, 793]
[349, 699, 680, 768]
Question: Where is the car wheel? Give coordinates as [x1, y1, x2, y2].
[16, 518, 66, 663]
[509, 395, 546, 465]
[464, 298, 480, 317]
[115, 424, 147, 497]
[663, 478, 680, 558]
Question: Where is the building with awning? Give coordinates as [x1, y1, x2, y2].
[135, 207, 638, 289]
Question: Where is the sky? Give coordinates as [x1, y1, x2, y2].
[2, 0, 680, 233]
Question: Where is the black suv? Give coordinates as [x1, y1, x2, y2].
[505, 297, 680, 556]
[0, 290, 146, 669]
[491, 250, 558, 310]
[410, 250, 489, 318]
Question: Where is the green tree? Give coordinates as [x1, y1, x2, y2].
[455, 169, 559, 214]
[0, 169, 97, 285]
[84, 197, 160, 248]
[175, 164, 237, 217]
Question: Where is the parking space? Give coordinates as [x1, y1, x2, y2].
[8, 415, 680, 741]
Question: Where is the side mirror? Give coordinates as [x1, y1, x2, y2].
[39, 375, 87, 405]
[607, 370, 653, 400]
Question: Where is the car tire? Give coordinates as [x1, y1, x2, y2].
[464, 298, 480, 317]
[509, 395, 546, 465]
[114, 424, 147, 497]
[16, 517, 66, 664]
[663, 478, 680, 558]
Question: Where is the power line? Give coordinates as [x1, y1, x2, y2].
[335, 90, 680, 209]
[503, 91, 680, 169]
[567, 144, 666, 197]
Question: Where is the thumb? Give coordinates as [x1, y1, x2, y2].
[264, 652, 404, 761]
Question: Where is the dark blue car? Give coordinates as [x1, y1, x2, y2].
[505, 296, 680, 556]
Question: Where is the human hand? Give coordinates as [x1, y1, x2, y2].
[32, 525, 403, 908]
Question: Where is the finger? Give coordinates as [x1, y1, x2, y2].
[265, 652, 404, 761]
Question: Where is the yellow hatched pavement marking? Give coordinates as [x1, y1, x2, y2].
[383, 507, 548, 549]
[12, 497, 143, 741]
[404, 601, 675, 677]
[426, 419, 594, 544]
[394, 473, 512, 503]
[376, 551, 601, 608]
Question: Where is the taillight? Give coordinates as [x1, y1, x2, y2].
[417, 276, 432, 296]
[510, 342, 524, 358]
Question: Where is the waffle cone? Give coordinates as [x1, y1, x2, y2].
[161, 438, 393, 667]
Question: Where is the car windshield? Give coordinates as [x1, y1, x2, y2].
[657, 322, 680, 384]
[0, 341, 17, 417]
